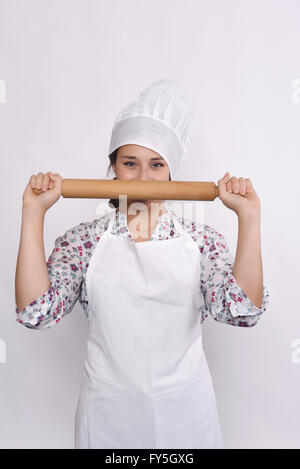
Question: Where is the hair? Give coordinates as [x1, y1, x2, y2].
[106, 147, 172, 209]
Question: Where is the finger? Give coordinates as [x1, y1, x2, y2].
[218, 172, 231, 197]
[218, 172, 230, 184]
[48, 180, 54, 189]
[48, 172, 59, 188]
[41, 174, 49, 191]
[29, 175, 37, 189]
[36, 172, 45, 189]
[230, 176, 239, 193]
[245, 178, 253, 193]
[226, 180, 233, 192]
[48, 171, 62, 183]
[47, 172, 62, 191]
[238, 177, 247, 195]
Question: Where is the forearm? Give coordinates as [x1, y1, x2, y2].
[232, 212, 263, 309]
[15, 205, 51, 313]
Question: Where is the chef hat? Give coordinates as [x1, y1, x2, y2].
[107, 79, 193, 178]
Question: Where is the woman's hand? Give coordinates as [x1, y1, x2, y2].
[217, 172, 261, 218]
[22, 171, 63, 213]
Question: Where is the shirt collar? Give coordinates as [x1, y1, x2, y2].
[114, 208, 172, 241]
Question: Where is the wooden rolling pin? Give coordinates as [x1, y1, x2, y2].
[33, 179, 219, 201]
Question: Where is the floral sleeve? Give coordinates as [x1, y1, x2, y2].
[15, 226, 83, 330]
[198, 224, 270, 327]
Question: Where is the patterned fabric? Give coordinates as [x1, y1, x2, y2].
[15, 208, 270, 330]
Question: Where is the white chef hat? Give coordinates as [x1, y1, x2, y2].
[107, 79, 193, 178]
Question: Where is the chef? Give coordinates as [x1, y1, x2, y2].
[16, 78, 269, 449]
[74, 79, 225, 449]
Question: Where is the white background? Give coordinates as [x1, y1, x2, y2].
[0, 0, 299, 449]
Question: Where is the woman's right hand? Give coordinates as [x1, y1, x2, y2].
[22, 171, 63, 213]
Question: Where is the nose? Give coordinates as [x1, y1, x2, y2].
[134, 168, 153, 181]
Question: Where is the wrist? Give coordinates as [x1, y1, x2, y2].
[22, 203, 46, 218]
[237, 209, 261, 224]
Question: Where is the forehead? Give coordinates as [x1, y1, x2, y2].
[118, 144, 163, 159]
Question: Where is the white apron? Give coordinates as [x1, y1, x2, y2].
[74, 207, 224, 449]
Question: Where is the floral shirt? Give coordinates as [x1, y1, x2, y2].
[15, 207, 270, 330]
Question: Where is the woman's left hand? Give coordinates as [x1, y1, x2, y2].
[217, 172, 261, 218]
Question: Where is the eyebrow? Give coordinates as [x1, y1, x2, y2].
[120, 156, 164, 161]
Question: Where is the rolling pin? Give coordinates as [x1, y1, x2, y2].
[33, 179, 219, 201]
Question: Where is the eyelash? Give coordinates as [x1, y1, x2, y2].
[123, 162, 165, 168]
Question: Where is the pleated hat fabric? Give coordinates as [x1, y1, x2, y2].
[108, 79, 193, 178]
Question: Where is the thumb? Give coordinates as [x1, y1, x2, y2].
[48, 171, 57, 182]
[47, 171, 62, 190]
[217, 172, 230, 198]
[220, 171, 230, 182]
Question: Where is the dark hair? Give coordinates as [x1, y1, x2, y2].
[106, 148, 172, 209]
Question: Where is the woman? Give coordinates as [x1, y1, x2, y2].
[15, 79, 270, 449]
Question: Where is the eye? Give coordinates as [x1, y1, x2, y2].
[123, 162, 165, 168]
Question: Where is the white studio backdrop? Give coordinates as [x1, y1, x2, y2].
[0, 0, 299, 449]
